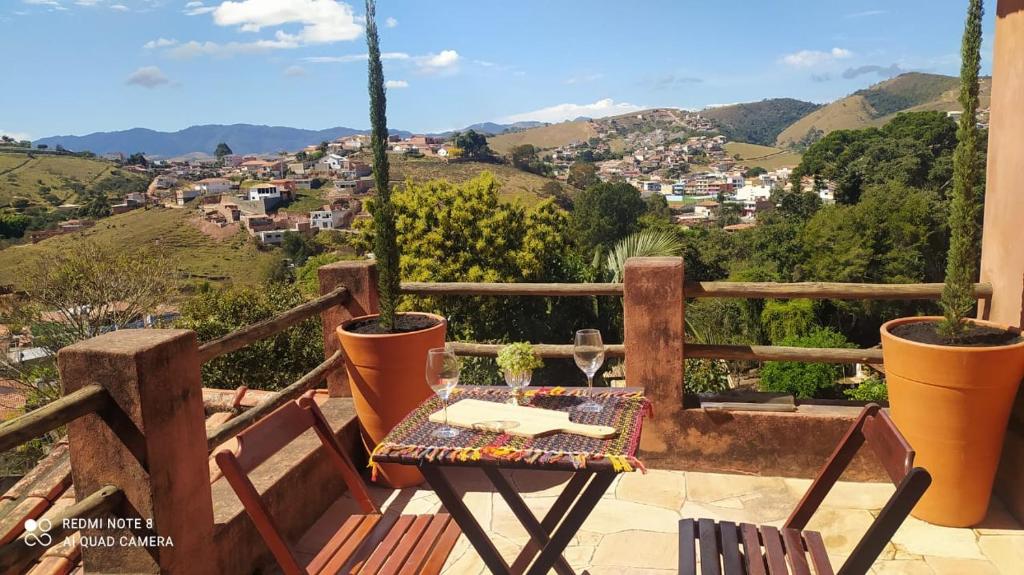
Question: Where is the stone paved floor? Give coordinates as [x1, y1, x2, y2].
[306, 468, 1024, 574]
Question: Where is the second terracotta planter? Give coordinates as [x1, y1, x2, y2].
[880, 316, 1024, 526]
[337, 312, 446, 488]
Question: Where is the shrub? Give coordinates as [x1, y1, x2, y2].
[759, 328, 852, 399]
[761, 299, 816, 344]
[686, 359, 730, 394]
[844, 377, 889, 402]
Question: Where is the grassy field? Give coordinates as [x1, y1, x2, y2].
[0, 206, 276, 292]
[386, 155, 565, 205]
[488, 121, 597, 155]
[0, 152, 119, 208]
[723, 142, 803, 170]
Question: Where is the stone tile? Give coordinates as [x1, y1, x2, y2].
[974, 498, 1024, 536]
[577, 530, 603, 546]
[805, 508, 878, 556]
[892, 515, 984, 559]
[586, 568, 677, 575]
[491, 496, 557, 542]
[870, 559, 933, 574]
[564, 544, 596, 570]
[686, 471, 787, 504]
[784, 478, 895, 511]
[924, 556, 1000, 574]
[615, 469, 686, 510]
[440, 536, 485, 575]
[581, 499, 680, 534]
[681, 484, 795, 526]
[978, 535, 1024, 575]
[591, 531, 679, 569]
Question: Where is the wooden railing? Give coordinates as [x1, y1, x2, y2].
[404, 280, 993, 365]
[0, 385, 112, 453]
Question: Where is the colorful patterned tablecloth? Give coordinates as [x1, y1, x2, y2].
[370, 386, 651, 476]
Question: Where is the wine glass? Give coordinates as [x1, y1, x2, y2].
[426, 347, 461, 438]
[573, 329, 605, 413]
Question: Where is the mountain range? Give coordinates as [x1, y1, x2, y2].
[34, 121, 546, 158]
[33, 73, 984, 157]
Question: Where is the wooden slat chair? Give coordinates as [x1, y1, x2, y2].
[215, 394, 461, 575]
[679, 403, 931, 575]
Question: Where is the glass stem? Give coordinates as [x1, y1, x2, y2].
[443, 397, 449, 428]
[587, 374, 594, 400]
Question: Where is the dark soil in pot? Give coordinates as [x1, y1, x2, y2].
[346, 314, 442, 335]
[891, 320, 1022, 347]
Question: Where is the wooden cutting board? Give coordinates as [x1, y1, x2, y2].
[428, 399, 618, 439]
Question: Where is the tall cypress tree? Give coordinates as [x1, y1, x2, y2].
[940, 0, 984, 337]
[365, 0, 401, 330]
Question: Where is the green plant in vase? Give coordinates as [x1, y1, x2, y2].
[496, 343, 544, 405]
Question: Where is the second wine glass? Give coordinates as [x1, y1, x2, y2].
[426, 347, 461, 438]
[573, 329, 605, 413]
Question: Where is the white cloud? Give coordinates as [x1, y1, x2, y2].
[23, 0, 62, 6]
[109, 3, 127, 10]
[415, 50, 460, 75]
[302, 51, 409, 63]
[211, 0, 361, 44]
[500, 98, 643, 124]
[845, 10, 887, 18]
[144, 38, 178, 49]
[167, 38, 298, 58]
[385, 16, 397, 28]
[284, 65, 306, 77]
[74, 0, 102, 6]
[781, 47, 852, 68]
[125, 66, 170, 88]
[0, 129, 32, 142]
[385, 79, 408, 89]
[183, 2, 216, 16]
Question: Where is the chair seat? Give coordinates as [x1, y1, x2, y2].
[679, 518, 834, 575]
[305, 513, 461, 575]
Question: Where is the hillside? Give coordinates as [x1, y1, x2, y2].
[0, 207, 277, 291]
[385, 155, 568, 204]
[776, 73, 993, 147]
[488, 121, 598, 154]
[703, 99, 821, 146]
[723, 142, 802, 170]
[0, 151, 127, 208]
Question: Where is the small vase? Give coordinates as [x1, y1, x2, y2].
[503, 370, 532, 405]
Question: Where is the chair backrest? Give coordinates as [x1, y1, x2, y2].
[784, 403, 931, 575]
[214, 393, 378, 575]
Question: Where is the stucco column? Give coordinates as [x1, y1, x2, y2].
[623, 257, 686, 466]
[318, 260, 380, 396]
[57, 329, 216, 574]
[980, 0, 1024, 523]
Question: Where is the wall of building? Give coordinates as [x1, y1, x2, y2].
[980, 0, 1024, 523]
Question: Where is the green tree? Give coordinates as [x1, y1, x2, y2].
[214, 142, 233, 159]
[761, 299, 817, 344]
[569, 182, 646, 254]
[510, 144, 549, 175]
[365, 0, 401, 330]
[759, 328, 853, 399]
[567, 161, 599, 189]
[452, 130, 494, 161]
[941, 0, 985, 336]
[281, 231, 321, 266]
[0, 213, 30, 238]
[176, 283, 323, 390]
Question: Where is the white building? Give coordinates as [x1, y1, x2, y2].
[310, 205, 347, 230]
[247, 184, 280, 202]
[193, 178, 233, 195]
[257, 230, 285, 245]
[734, 185, 773, 203]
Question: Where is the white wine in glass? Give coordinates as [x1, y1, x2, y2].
[573, 329, 605, 413]
[426, 347, 461, 438]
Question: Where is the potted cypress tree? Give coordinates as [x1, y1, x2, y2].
[335, 0, 446, 488]
[880, 0, 1024, 527]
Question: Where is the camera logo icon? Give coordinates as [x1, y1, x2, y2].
[23, 518, 53, 547]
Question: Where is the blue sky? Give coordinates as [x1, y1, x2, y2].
[0, 0, 997, 140]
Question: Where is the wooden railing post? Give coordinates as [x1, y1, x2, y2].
[623, 257, 686, 464]
[318, 260, 380, 397]
[57, 329, 216, 574]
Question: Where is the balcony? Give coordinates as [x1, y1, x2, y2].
[0, 257, 1021, 574]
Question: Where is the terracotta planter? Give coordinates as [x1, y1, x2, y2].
[880, 316, 1024, 526]
[336, 312, 446, 488]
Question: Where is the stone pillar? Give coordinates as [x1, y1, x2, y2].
[981, 0, 1024, 524]
[623, 257, 686, 466]
[57, 329, 215, 574]
[318, 261, 380, 397]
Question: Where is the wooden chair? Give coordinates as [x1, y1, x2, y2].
[215, 394, 461, 575]
[678, 403, 931, 575]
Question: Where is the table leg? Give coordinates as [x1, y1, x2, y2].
[510, 472, 590, 574]
[483, 467, 576, 575]
[524, 472, 617, 575]
[420, 465, 512, 575]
